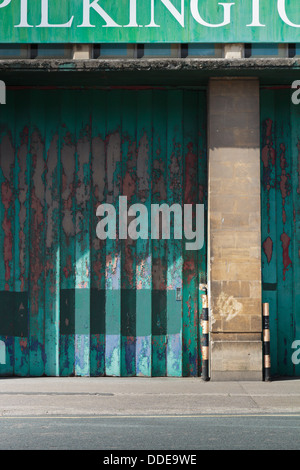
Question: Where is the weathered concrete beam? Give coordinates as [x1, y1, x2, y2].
[0, 57, 300, 73]
[1, 57, 299, 87]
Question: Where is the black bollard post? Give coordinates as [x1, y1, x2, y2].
[201, 286, 210, 381]
[263, 303, 271, 382]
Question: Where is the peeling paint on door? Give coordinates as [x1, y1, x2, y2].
[261, 88, 300, 377]
[0, 88, 207, 377]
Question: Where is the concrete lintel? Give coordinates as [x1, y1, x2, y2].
[0, 58, 300, 73]
[0, 58, 299, 88]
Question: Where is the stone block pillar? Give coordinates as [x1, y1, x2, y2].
[208, 78, 262, 381]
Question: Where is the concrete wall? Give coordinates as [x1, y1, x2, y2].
[208, 78, 262, 381]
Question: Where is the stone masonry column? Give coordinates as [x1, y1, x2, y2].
[207, 78, 262, 381]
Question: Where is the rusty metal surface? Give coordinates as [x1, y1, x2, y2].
[0, 88, 207, 377]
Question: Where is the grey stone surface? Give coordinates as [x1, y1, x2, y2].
[0, 377, 299, 417]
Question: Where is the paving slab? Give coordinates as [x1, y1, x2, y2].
[0, 377, 299, 417]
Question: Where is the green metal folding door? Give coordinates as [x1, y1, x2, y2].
[261, 88, 300, 377]
[0, 88, 207, 377]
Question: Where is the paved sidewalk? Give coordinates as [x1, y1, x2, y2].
[0, 377, 300, 417]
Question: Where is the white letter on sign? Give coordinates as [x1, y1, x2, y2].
[0, 340, 5, 365]
[79, 0, 121, 27]
[15, 0, 33, 28]
[0, 81, 5, 105]
[161, 0, 185, 27]
[124, 0, 138, 27]
[0, 0, 11, 8]
[37, 0, 74, 27]
[278, 0, 300, 27]
[191, 0, 235, 27]
[247, 0, 265, 27]
[146, 0, 184, 28]
[291, 81, 300, 105]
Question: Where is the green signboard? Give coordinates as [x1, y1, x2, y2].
[0, 0, 300, 43]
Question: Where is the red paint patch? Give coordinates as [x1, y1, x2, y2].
[63, 255, 72, 279]
[184, 259, 196, 285]
[263, 236, 273, 264]
[262, 119, 276, 168]
[123, 170, 136, 201]
[1, 181, 13, 290]
[184, 142, 197, 204]
[93, 259, 104, 287]
[278, 143, 291, 237]
[280, 232, 292, 281]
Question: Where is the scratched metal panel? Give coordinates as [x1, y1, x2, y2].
[0, 88, 207, 377]
[261, 88, 300, 377]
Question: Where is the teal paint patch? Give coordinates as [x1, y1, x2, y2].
[152, 290, 167, 336]
[166, 290, 182, 336]
[60, 289, 75, 335]
[13, 292, 28, 338]
[90, 288, 106, 335]
[75, 288, 90, 335]
[75, 333, 90, 376]
[121, 289, 136, 337]
[0, 292, 28, 337]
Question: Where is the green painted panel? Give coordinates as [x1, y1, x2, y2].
[13, 91, 30, 377]
[182, 90, 202, 377]
[261, 88, 300, 377]
[0, 0, 299, 43]
[90, 89, 106, 377]
[74, 90, 91, 376]
[166, 90, 183, 377]
[44, 90, 60, 377]
[151, 90, 168, 377]
[135, 90, 152, 377]
[0, 87, 207, 377]
[28, 90, 46, 377]
[59, 90, 76, 377]
[105, 90, 122, 377]
[120, 91, 137, 377]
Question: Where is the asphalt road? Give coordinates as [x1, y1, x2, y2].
[1, 414, 300, 450]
